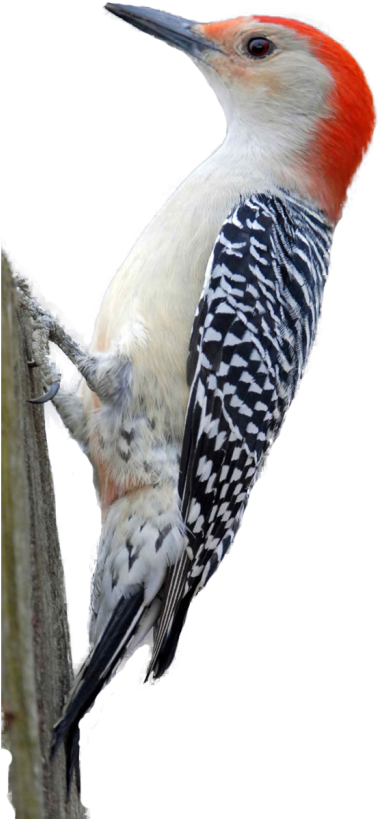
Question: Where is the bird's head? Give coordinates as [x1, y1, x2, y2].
[105, 5, 375, 222]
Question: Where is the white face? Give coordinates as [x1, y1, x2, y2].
[193, 20, 334, 160]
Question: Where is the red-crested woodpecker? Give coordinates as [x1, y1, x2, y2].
[23, 5, 374, 793]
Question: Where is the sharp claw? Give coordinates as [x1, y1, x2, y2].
[28, 380, 61, 404]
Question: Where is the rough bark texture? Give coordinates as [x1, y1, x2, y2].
[2, 253, 87, 818]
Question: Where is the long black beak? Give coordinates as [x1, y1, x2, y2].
[104, 4, 221, 57]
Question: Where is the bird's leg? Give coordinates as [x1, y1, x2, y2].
[19, 287, 132, 405]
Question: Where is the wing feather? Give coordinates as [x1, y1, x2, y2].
[149, 191, 333, 679]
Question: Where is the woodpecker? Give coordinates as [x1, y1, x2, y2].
[24, 5, 374, 793]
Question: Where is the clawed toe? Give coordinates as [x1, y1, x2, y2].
[28, 379, 61, 405]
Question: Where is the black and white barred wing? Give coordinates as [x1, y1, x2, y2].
[149, 192, 332, 679]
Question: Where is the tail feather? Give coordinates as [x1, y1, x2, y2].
[52, 480, 185, 795]
[144, 552, 193, 687]
[145, 592, 192, 683]
[51, 586, 145, 794]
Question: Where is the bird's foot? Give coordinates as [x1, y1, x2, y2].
[16, 284, 62, 404]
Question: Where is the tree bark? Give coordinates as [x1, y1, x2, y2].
[2, 253, 87, 818]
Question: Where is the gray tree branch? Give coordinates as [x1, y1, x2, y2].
[2, 253, 87, 818]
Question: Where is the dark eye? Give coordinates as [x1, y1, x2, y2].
[247, 37, 273, 58]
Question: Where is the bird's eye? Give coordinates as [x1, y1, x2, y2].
[247, 37, 273, 58]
